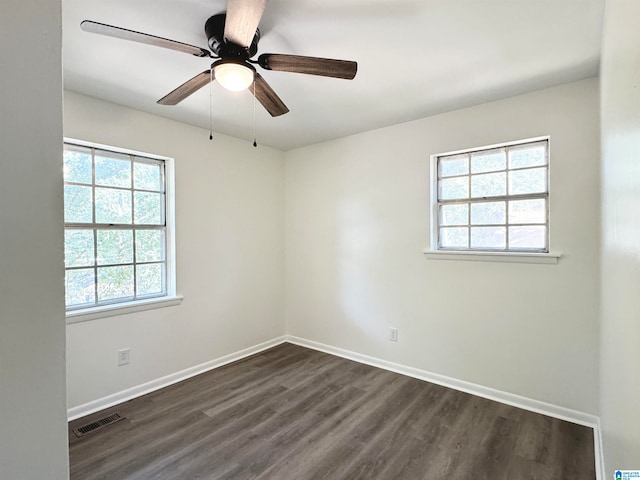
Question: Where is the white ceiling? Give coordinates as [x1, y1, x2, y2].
[63, 0, 604, 151]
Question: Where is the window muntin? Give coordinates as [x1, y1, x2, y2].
[64, 142, 169, 311]
[434, 139, 549, 253]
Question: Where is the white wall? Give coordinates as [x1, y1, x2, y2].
[0, 1, 69, 479]
[285, 78, 600, 414]
[600, 0, 640, 471]
[64, 92, 285, 409]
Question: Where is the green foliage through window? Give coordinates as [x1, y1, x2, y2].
[64, 143, 168, 310]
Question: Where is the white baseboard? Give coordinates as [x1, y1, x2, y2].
[594, 418, 605, 480]
[285, 335, 604, 480]
[67, 336, 287, 421]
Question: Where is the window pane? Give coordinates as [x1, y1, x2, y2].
[470, 201, 505, 225]
[509, 142, 547, 169]
[64, 146, 92, 184]
[439, 177, 469, 200]
[134, 161, 163, 191]
[509, 226, 547, 250]
[509, 199, 546, 224]
[439, 154, 468, 178]
[95, 151, 131, 188]
[435, 139, 549, 254]
[98, 265, 134, 302]
[97, 230, 133, 265]
[65, 229, 95, 267]
[439, 204, 468, 226]
[134, 192, 164, 225]
[136, 230, 164, 262]
[471, 172, 506, 198]
[64, 142, 171, 311]
[440, 227, 468, 248]
[470, 148, 506, 174]
[65, 268, 95, 307]
[137, 263, 164, 296]
[95, 187, 132, 224]
[64, 185, 93, 223]
[509, 167, 547, 195]
[471, 226, 506, 249]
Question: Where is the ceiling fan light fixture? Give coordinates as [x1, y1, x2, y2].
[214, 61, 254, 92]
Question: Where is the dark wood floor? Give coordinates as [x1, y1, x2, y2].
[69, 343, 595, 480]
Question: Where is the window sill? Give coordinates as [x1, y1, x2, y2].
[66, 295, 184, 324]
[423, 249, 561, 264]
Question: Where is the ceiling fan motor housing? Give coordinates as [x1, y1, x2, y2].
[205, 14, 260, 59]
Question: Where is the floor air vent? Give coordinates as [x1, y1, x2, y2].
[73, 412, 124, 438]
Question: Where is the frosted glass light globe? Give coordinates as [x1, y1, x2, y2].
[214, 62, 254, 92]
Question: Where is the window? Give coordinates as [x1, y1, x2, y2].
[63, 140, 176, 316]
[432, 138, 549, 253]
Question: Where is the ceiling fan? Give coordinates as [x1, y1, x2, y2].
[80, 0, 358, 117]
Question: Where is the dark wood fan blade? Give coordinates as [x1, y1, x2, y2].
[157, 71, 213, 105]
[258, 54, 357, 79]
[250, 73, 289, 117]
[224, 0, 267, 48]
[81, 20, 211, 58]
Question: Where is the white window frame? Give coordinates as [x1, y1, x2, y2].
[64, 138, 181, 323]
[426, 136, 560, 264]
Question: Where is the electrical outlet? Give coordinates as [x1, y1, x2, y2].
[117, 348, 130, 366]
[389, 327, 398, 342]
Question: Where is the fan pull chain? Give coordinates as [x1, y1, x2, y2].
[209, 69, 213, 141]
[252, 77, 258, 148]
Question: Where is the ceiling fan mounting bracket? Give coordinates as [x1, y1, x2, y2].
[205, 14, 260, 60]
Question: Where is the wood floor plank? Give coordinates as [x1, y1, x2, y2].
[69, 343, 596, 480]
